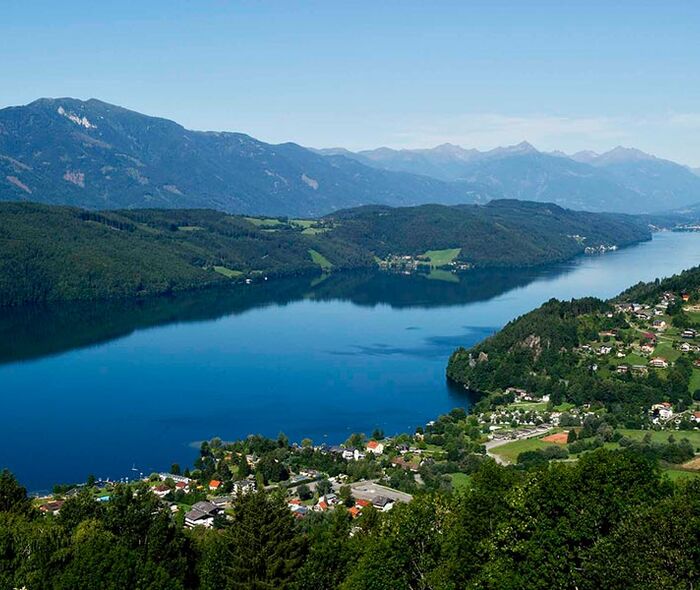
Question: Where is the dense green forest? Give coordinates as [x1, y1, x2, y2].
[447, 265, 700, 423]
[1, 449, 699, 589]
[0, 200, 650, 306]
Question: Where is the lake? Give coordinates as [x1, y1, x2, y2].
[2, 231, 700, 491]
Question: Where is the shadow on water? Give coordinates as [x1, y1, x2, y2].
[0, 264, 577, 366]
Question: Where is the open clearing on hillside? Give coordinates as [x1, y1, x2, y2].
[308, 249, 333, 271]
[213, 266, 243, 278]
[422, 248, 461, 267]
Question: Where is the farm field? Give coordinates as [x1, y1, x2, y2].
[422, 248, 461, 267]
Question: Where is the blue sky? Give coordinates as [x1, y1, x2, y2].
[2, 1, 700, 165]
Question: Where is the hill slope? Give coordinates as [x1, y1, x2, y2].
[0, 98, 485, 217]
[0, 200, 650, 306]
[447, 265, 700, 417]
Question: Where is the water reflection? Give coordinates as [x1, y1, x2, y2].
[0, 265, 575, 366]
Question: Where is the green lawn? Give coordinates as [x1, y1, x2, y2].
[308, 249, 333, 271]
[621, 352, 647, 366]
[448, 472, 472, 492]
[653, 341, 682, 361]
[690, 369, 700, 393]
[507, 401, 548, 412]
[422, 248, 461, 267]
[213, 266, 243, 279]
[491, 436, 558, 463]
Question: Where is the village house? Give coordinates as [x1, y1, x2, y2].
[366, 440, 384, 455]
[232, 479, 256, 495]
[208, 479, 222, 492]
[652, 319, 667, 331]
[184, 501, 221, 529]
[640, 343, 655, 354]
[211, 496, 234, 510]
[679, 342, 692, 353]
[372, 496, 395, 512]
[152, 484, 171, 498]
[682, 329, 697, 339]
[651, 402, 673, 421]
[649, 357, 669, 369]
[615, 364, 629, 374]
[39, 500, 65, 515]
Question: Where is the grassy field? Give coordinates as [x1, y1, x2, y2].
[213, 266, 243, 278]
[177, 225, 204, 231]
[448, 472, 472, 491]
[618, 429, 700, 448]
[422, 248, 461, 267]
[308, 249, 333, 271]
[663, 468, 700, 482]
[491, 436, 558, 463]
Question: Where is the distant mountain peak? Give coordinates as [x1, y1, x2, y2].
[595, 146, 657, 165]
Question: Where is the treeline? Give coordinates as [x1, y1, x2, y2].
[1, 449, 699, 589]
[0, 200, 651, 306]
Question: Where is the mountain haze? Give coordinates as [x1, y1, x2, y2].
[328, 142, 700, 213]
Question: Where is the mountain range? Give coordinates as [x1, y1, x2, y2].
[318, 142, 700, 214]
[1, 98, 699, 216]
[0, 98, 488, 217]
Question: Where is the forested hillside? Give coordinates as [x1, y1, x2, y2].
[0, 200, 650, 306]
[447, 265, 700, 423]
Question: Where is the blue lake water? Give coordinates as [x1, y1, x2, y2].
[2, 231, 700, 491]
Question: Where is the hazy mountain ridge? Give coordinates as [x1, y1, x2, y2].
[0, 98, 487, 217]
[326, 141, 700, 213]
